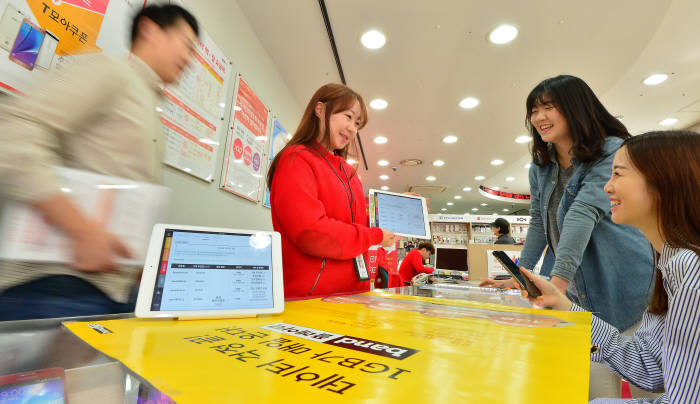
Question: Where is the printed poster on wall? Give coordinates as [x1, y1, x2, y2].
[160, 29, 231, 182]
[0, 0, 142, 94]
[262, 118, 290, 208]
[220, 75, 269, 202]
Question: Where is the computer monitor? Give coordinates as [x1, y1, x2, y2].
[434, 247, 468, 272]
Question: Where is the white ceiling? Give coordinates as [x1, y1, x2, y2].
[237, 0, 700, 215]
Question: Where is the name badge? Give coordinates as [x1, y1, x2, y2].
[353, 254, 370, 281]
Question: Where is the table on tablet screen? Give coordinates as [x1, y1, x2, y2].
[150, 231, 274, 311]
[375, 193, 426, 237]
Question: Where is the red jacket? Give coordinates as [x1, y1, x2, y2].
[270, 143, 383, 298]
[399, 248, 434, 284]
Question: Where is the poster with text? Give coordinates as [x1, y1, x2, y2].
[220, 75, 269, 202]
[160, 29, 231, 181]
[262, 118, 289, 208]
[0, 0, 142, 94]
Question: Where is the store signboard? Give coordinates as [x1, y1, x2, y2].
[65, 291, 591, 403]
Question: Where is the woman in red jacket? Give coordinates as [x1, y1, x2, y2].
[267, 83, 398, 298]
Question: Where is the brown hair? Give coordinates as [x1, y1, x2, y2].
[525, 75, 630, 166]
[418, 242, 435, 254]
[622, 131, 700, 315]
[266, 83, 367, 188]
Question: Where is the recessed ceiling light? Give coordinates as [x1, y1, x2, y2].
[347, 159, 357, 164]
[361, 30, 386, 49]
[454, 195, 462, 200]
[524, 163, 531, 169]
[459, 97, 479, 109]
[615, 115, 624, 121]
[505, 177, 515, 182]
[474, 175, 485, 181]
[462, 187, 472, 192]
[378, 160, 389, 166]
[442, 135, 458, 143]
[503, 208, 509, 212]
[643, 73, 668, 86]
[659, 117, 678, 126]
[447, 202, 454, 206]
[379, 174, 389, 180]
[425, 176, 436, 181]
[373, 136, 388, 144]
[381, 186, 389, 190]
[432, 160, 445, 167]
[370, 98, 388, 110]
[480, 203, 488, 206]
[489, 24, 518, 44]
[515, 135, 532, 144]
[492, 186, 500, 190]
[441, 208, 447, 211]
[471, 208, 478, 211]
[491, 159, 504, 166]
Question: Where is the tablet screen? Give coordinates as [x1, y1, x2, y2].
[150, 229, 274, 311]
[374, 192, 428, 237]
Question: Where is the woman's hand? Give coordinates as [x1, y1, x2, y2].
[479, 277, 517, 289]
[520, 268, 573, 311]
[380, 229, 401, 247]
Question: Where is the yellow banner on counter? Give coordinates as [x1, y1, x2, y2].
[64, 291, 591, 403]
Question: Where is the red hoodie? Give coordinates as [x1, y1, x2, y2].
[399, 248, 434, 284]
[270, 143, 383, 298]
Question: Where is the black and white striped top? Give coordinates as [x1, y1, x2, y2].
[574, 244, 700, 403]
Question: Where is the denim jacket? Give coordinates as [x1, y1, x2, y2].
[518, 137, 654, 331]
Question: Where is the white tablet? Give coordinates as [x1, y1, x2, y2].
[368, 189, 431, 239]
[135, 224, 284, 319]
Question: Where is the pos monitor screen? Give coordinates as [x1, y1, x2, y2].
[435, 247, 468, 272]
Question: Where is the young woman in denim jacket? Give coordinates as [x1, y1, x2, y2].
[521, 131, 700, 403]
[482, 75, 655, 398]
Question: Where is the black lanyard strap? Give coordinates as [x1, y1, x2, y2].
[311, 145, 355, 222]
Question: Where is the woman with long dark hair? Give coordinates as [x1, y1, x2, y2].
[521, 131, 700, 403]
[482, 75, 654, 398]
[267, 83, 398, 299]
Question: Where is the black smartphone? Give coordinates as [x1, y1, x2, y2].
[491, 250, 541, 298]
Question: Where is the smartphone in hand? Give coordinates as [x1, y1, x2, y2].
[491, 250, 541, 298]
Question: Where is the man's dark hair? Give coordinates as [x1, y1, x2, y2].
[417, 242, 435, 254]
[131, 5, 199, 44]
[491, 218, 511, 234]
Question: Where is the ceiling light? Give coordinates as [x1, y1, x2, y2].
[381, 186, 389, 190]
[474, 175, 485, 181]
[462, 187, 472, 192]
[471, 208, 478, 211]
[373, 136, 388, 144]
[378, 160, 389, 166]
[361, 30, 386, 49]
[643, 73, 668, 86]
[454, 195, 462, 200]
[346, 159, 357, 164]
[447, 202, 454, 206]
[492, 186, 500, 190]
[615, 115, 624, 121]
[505, 177, 515, 182]
[442, 135, 458, 143]
[524, 163, 531, 169]
[515, 135, 532, 144]
[480, 203, 488, 206]
[503, 208, 510, 212]
[234, 106, 242, 111]
[441, 208, 447, 211]
[432, 160, 445, 167]
[658, 118, 678, 126]
[489, 24, 518, 44]
[491, 159, 504, 166]
[370, 98, 388, 110]
[379, 175, 389, 180]
[425, 176, 436, 181]
[459, 97, 479, 109]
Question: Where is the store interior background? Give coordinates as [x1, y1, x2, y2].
[164, 0, 700, 231]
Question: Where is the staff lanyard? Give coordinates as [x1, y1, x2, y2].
[312, 145, 354, 223]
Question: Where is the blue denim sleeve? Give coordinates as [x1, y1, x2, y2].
[550, 153, 614, 281]
[518, 163, 547, 270]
